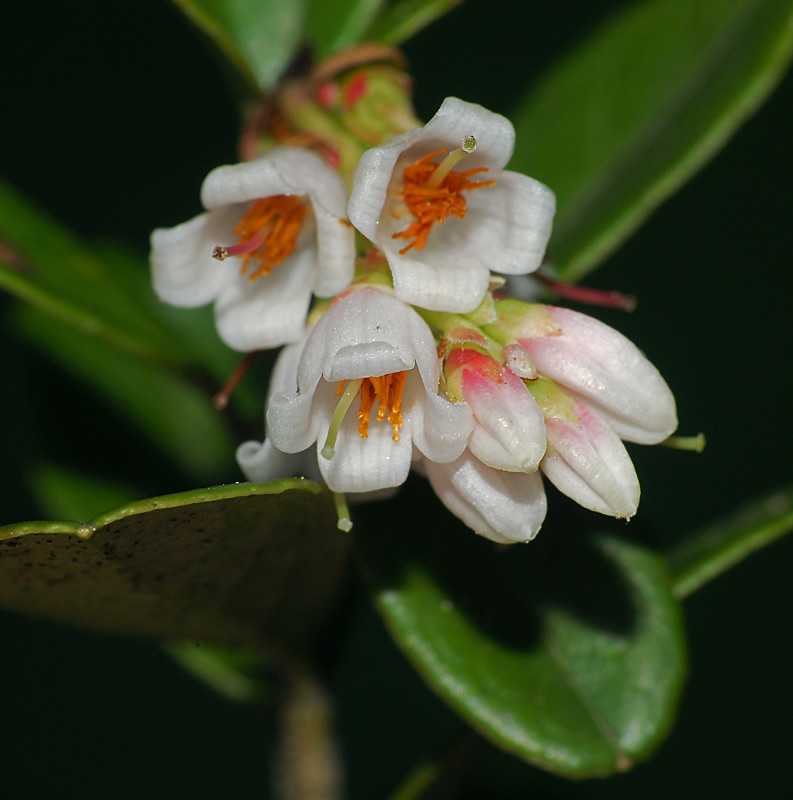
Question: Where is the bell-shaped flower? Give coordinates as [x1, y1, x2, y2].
[150, 146, 355, 351]
[443, 344, 546, 473]
[347, 97, 556, 313]
[261, 287, 474, 494]
[489, 301, 678, 444]
[422, 451, 547, 544]
[527, 377, 640, 518]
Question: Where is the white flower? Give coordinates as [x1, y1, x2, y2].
[260, 287, 474, 493]
[347, 97, 555, 313]
[423, 451, 547, 544]
[150, 147, 355, 351]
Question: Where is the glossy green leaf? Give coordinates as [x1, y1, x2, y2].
[509, 0, 793, 282]
[358, 518, 686, 777]
[305, 0, 383, 56]
[670, 486, 793, 598]
[12, 304, 235, 482]
[170, 0, 306, 92]
[0, 481, 347, 648]
[364, 0, 461, 46]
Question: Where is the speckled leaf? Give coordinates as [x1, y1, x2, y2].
[170, 0, 306, 92]
[0, 481, 347, 648]
[509, 0, 793, 281]
[357, 509, 686, 777]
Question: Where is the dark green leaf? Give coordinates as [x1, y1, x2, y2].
[12, 305, 235, 482]
[170, 0, 306, 92]
[365, 0, 461, 46]
[0, 178, 189, 367]
[27, 462, 137, 523]
[0, 481, 347, 648]
[510, 0, 793, 281]
[669, 486, 793, 598]
[358, 517, 686, 776]
[305, 0, 383, 57]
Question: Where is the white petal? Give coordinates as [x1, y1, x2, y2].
[237, 340, 315, 481]
[267, 391, 321, 455]
[214, 247, 314, 351]
[465, 172, 555, 276]
[237, 438, 313, 483]
[312, 201, 355, 297]
[296, 288, 432, 391]
[150, 208, 238, 307]
[541, 401, 640, 518]
[316, 421, 413, 493]
[416, 97, 516, 173]
[379, 236, 491, 313]
[201, 147, 346, 211]
[411, 390, 474, 465]
[425, 452, 547, 544]
[523, 307, 678, 444]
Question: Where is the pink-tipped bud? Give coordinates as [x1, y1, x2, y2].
[444, 346, 546, 473]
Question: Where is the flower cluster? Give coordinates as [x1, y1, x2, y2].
[151, 85, 676, 543]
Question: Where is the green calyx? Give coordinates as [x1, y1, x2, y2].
[525, 376, 579, 424]
[483, 299, 559, 345]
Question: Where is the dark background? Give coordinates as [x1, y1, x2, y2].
[1, 0, 791, 796]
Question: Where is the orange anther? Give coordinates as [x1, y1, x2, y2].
[392, 150, 495, 255]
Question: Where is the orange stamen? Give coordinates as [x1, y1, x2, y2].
[392, 149, 495, 255]
[336, 371, 407, 441]
[213, 195, 308, 280]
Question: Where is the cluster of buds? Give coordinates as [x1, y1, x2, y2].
[150, 51, 677, 542]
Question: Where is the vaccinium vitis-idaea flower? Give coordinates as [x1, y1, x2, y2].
[150, 147, 355, 351]
[259, 287, 474, 494]
[347, 97, 556, 313]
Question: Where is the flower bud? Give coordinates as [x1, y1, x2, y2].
[443, 343, 546, 473]
[488, 300, 677, 444]
[527, 378, 640, 518]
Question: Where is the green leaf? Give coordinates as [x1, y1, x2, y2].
[12, 305, 235, 482]
[165, 641, 271, 703]
[305, 0, 384, 57]
[170, 0, 306, 92]
[365, 0, 461, 46]
[358, 519, 686, 777]
[669, 486, 793, 598]
[509, 0, 793, 282]
[0, 178, 190, 367]
[26, 462, 138, 523]
[0, 481, 347, 648]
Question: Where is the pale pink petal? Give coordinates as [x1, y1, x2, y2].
[425, 452, 547, 544]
